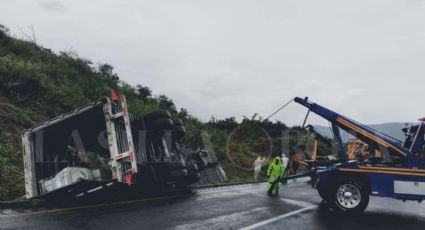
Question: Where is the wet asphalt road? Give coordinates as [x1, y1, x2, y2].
[1, 181, 425, 230]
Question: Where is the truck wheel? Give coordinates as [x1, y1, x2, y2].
[331, 177, 369, 214]
[147, 118, 174, 130]
[144, 111, 171, 122]
[173, 125, 186, 137]
[172, 118, 184, 126]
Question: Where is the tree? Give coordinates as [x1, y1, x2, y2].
[157, 94, 177, 114]
[136, 84, 152, 100]
[98, 63, 119, 87]
[17, 25, 37, 44]
[0, 24, 9, 39]
[177, 108, 189, 120]
[208, 117, 239, 133]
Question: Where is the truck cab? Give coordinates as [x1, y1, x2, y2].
[294, 97, 425, 213]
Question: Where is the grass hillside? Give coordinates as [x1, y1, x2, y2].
[0, 25, 331, 201]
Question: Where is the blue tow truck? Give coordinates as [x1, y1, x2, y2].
[293, 97, 425, 213]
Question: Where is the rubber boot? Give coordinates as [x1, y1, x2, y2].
[267, 183, 273, 195]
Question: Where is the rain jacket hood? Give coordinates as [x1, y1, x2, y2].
[273, 156, 281, 165]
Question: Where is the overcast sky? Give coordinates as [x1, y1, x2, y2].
[1, 0, 425, 126]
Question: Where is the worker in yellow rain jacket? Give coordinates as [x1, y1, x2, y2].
[267, 156, 285, 195]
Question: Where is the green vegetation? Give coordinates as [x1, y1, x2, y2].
[0, 25, 332, 200]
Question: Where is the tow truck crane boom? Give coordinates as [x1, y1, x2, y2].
[294, 97, 411, 162]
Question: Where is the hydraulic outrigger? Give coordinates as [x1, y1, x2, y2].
[294, 97, 425, 213]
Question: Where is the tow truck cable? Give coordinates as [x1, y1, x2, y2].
[265, 98, 294, 121]
[264, 97, 311, 130]
[264, 98, 315, 173]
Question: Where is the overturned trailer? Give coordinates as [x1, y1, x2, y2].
[22, 95, 227, 199]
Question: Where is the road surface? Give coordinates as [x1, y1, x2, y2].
[1, 181, 425, 230]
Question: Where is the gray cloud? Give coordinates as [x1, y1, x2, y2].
[1, 0, 425, 126]
[38, 0, 68, 12]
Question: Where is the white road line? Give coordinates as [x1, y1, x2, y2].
[238, 206, 316, 230]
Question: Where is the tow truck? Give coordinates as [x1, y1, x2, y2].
[293, 97, 425, 213]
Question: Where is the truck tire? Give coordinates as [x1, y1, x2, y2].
[186, 162, 199, 172]
[169, 169, 188, 178]
[147, 118, 174, 130]
[172, 118, 184, 126]
[172, 118, 186, 140]
[330, 177, 369, 214]
[144, 111, 171, 122]
[173, 125, 186, 136]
